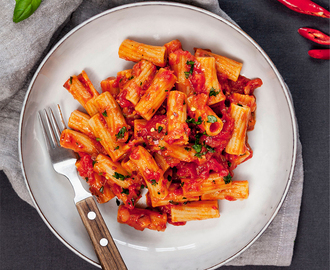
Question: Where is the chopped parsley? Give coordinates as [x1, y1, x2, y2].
[184, 147, 191, 151]
[227, 161, 232, 167]
[92, 161, 97, 167]
[158, 126, 163, 133]
[186, 116, 202, 125]
[207, 115, 217, 123]
[209, 87, 221, 97]
[184, 60, 195, 78]
[205, 145, 216, 153]
[160, 146, 165, 150]
[169, 200, 179, 205]
[142, 142, 147, 147]
[96, 137, 102, 141]
[114, 146, 119, 150]
[192, 144, 202, 153]
[223, 173, 232, 184]
[98, 172, 103, 176]
[180, 182, 184, 187]
[121, 188, 129, 195]
[167, 175, 172, 182]
[151, 179, 157, 186]
[237, 103, 243, 107]
[115, 126, 127, 140]
[112, 172, 130, 181]
[99, 186, 104, 193]
[128, 76, 134, 80]
[85, 177, 88, 182]
[131, 198, 135, 206]
[102, 110, 108, 117]
[141, 184, 145, 189]
[69, 76, 73, 85]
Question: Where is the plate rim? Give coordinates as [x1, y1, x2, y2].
[18, 1, 298, 269]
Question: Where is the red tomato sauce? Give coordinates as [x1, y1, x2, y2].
[189, 61, 207, 95]
[76, 152, 95, 181]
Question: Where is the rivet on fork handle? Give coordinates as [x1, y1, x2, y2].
[76, 197, 128, 270]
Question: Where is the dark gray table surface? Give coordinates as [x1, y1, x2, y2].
[1, 1, 329, 269]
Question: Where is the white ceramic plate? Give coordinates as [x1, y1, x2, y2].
[19, 2, 297, 270]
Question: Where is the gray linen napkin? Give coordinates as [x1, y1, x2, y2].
[0, 0, 304, 267]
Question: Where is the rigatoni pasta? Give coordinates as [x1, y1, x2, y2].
[60, 38, 263, 232]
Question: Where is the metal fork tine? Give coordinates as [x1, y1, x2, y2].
[56, 104, 67, 131]
[43, 108, 57, 148]
[49, 107, 62, 144]
[38, 111, 52, 150]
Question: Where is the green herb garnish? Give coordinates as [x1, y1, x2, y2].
[112, 172, 129, 181]
[99, 186, 104, 193]
[209, 87, 221, 97]
[121, 188, 129, 195]
[186, 116, 202, 125]
[13, 0, 42, 23]
[158, 126, 163, 133]
[115, 126, 127, 140]
[223, 174, 232, 184]
[192, 144, 202, 153]
[102, 110, 108, 117]
[96, 137, 102, 141]
[207, 115, 217, 123]
[184, 60, 195, 78]
[151, 179, 157, 186]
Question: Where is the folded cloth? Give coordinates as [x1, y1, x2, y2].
[0, 0, 303, 267]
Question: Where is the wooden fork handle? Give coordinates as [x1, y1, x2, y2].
[76, 197, 127, 270]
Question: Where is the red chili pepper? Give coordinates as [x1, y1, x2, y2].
[298, 28, 330, 45]
[308, 49, 330, 59]
[277, 0, 330, 18]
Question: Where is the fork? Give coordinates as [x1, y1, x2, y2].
[38, 106, 127, 270]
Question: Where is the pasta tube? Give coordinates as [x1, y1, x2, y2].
[201, 181, 249, 201]
[171, 200, 220, 222]
[118, 39, 167, 67]
[166, 91, 190, 145]
[135, 68, 176, 120]
[225, 103, 251, 155]
[88, 113, 128, 161]
[94, 92, 129, 143]
[195, 48, 243, 82]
